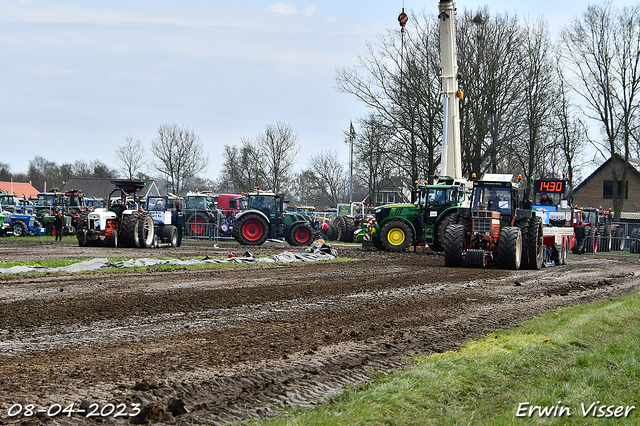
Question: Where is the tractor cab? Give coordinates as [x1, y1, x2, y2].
[247, 193, 279, 219]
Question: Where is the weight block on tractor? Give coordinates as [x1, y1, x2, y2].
[464, 249, 486, 267]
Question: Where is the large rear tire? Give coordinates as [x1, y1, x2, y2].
[233, 214, 269, 245]
[498, 226, 522, 270]
[333, 216, 355, 242]
[137, 213, 155, 248]
[286, 222, 314, 246]
[433, 211, 457, 252]
[524, 216, 544, 270]
[597, 224, 611, 252]
[187, 212, 210, 237]
[120, 211, 139, 248]
[443, 224, 465, 267]
[161, 225, 178, 247]
[380, 220, 413, 252]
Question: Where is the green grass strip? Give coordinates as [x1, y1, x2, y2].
[251, 291, 640, 426]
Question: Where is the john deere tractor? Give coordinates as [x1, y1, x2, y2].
[232, 190, 314, 246]
[356, 178, 468, 252]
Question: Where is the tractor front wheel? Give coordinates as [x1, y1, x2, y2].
[443, 224, 465, 267]
[498, 226, 522, 270]
[380, 220, 413, 252]
[287, 222, 314, 246]
[234, 214, 269, 245]
[12, 221, 28, 237]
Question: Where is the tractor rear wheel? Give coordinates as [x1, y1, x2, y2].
[234, 214, 269, 245]
[585, 226, 597, 253]
[597, 224, 611, 252]
[161, 225, 178, 247]
[120, 211, 139, 248]
[137, 213, 155, 248]
[498, 226, 522, 270]
[443, 224, 465, 267]
[325, 224, 338, 241]
[187, 212, 210, 237]
[12, 221, 27, 237]
[380, 220, 413, 252]
[433, 211, 456, 252]
[286, 222, 314, 246]
[334, 216, 355, 242]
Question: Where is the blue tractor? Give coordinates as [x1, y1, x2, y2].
[0, 209, 44, 237]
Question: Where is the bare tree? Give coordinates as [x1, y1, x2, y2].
[151, 122, 209, 195]
[336, 10, 443, 186]
[28, 156, 63, 191]
[305, 151, 348, 208]
[0, 163, 11, 181]
[457, 8, 524, 176]
[353, 114, 391, 205]
[562, 2, 640, 219]
[117, 137, 147, 180]
[255, 122, 300, 193]
[220, 138, 262, 193]
[553, 61, 588, 185]
[509, 18, 557, 191]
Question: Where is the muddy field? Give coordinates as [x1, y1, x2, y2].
[0, 238, 638, 425]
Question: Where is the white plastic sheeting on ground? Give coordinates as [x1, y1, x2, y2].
[0, 244, 338, 274]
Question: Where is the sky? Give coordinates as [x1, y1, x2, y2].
[0, 0, 635, 182]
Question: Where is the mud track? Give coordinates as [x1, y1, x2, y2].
[0, 239, 638, 425]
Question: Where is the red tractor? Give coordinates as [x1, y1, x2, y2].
[443, 174, 544, 270]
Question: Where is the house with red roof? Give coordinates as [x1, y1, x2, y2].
[0, 181, 40, 199]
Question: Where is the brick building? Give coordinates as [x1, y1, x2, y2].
[572, 154, 640, 211]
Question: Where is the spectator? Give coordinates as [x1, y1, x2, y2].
[54, 208, 64, 242]
[172, 206, 185, 247]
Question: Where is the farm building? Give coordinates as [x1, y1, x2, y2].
[571, 154, 640, 212]
[0, 181, 40, 199]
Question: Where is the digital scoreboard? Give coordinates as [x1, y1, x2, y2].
[534, 180, 564, 193]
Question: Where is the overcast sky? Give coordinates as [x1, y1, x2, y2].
[0, 0, 634, 181]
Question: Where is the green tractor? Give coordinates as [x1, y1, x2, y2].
[232, 190, 314, 246]
[356, 179, 468, 252]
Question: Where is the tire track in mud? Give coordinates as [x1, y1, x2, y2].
[0, 241, 638, 425]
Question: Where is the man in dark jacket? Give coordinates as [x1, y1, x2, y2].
[172, 206, 185, 247]
[54, 208, 64, 241]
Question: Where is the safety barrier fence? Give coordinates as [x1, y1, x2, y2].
[183, 221, 233, 241]
[580, 222, 640, 257]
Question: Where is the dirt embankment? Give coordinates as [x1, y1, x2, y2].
[0, 239, 637, 425]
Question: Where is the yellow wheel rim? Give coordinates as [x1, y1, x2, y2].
[388, 228, 406, 246]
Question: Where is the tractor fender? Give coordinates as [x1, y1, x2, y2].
[235, 209, 270, 224]
[378, 216, 418, 239]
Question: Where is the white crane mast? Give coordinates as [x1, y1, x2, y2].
[438, 0, 463, 180]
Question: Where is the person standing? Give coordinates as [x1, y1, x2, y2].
[54, 208, 64, 242]
[172, 206, 185, 247]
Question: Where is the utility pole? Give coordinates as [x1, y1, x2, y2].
[348, 121, 355, 203]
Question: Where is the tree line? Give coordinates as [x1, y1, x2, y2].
[336, 2, 640, 218]
[3, 2, 639, 214]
